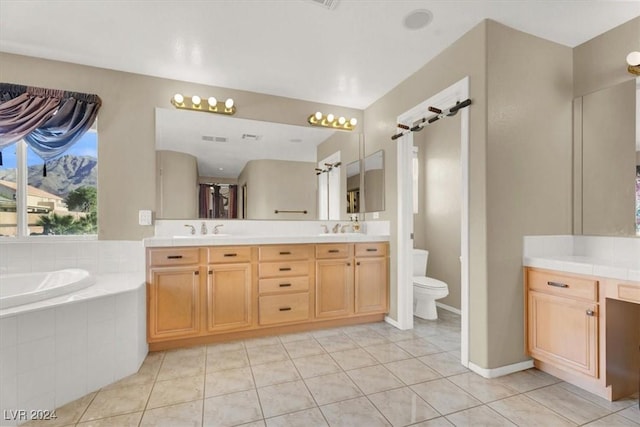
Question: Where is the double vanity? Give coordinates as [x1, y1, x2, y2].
[144, 222, 390, 351]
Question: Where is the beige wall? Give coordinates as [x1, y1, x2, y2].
[156, 150, 198, 219]
[0, 52, 362, 239]
[413, 114, 462, 310]
[237, 159, 317, 220]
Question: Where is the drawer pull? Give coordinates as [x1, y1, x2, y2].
[357, 262, 361, 266]
[208, 270, 212, 275]
[279, 307, 292, 311]
[279, 251, 292, 255]
[194, 271, 199, 275]
[586, 309, 595, 317]
[547, 281, 568, 288]
[167, 255, 183, 259]
[366, 248, 378, 252]
[328, 249, 340, 253]
[279, 267, 292, 271]
[279, 283, 292, 287]
[224, 253, 238, 257]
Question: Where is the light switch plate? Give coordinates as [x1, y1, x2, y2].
[138, 210, 153, 226]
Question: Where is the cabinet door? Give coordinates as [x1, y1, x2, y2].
[207, 263, 252, 332]
[355, 257, 388, 314]
[148, 267, 201, 341]
[315, 259, 353, 318]
[527, 291, 598, 377]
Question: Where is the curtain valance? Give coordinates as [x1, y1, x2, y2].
[0, 83, 102, 170]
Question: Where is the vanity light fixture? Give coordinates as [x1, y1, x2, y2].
[171, 93, 236, 115]
[627, 51, 640, 76]
[308, 111, 358, 131]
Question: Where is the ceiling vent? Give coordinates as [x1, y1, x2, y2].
[308, 0, 339, 10]
[202, 135, 227, 143]
[242, 134, 262, 141]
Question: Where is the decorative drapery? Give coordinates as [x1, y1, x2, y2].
[199, 184, 211, 218]
[0, 83, 102, 173]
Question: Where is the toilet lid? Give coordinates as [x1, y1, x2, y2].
[414, 276, 448, 290]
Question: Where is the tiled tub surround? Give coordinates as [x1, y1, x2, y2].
[0, 240, 147, 426]
[523, 235, 640, 281]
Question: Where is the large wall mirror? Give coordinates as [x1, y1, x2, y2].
[574, 77, 639, 236]
[155, 108, 369, 220]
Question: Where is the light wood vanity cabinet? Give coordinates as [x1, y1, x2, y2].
[147, 241, 389, 349]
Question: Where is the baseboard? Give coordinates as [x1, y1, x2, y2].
[384, 316, 403, 329]
[468, 359, 534, 379]
[436, 302, 462, 315]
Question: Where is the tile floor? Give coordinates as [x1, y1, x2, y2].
[23, 309, 639, 427]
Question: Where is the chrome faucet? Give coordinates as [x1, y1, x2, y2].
[340, 224, 352, 233]
[213, 224, 224, 235]
[201, 222, 207, 235]
[332, 223, 340, 233]
[184, 224, 196, 235]
[320, 224, 329, 234]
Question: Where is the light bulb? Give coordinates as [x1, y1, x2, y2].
[326, 114, 335, 123]
[349, 118, 358, 126]
[208, 97, 217, 107]
[225, 98, 234, 109]
[627, 51, 640, 66]
[338, 116, 346, 125]
[191, 95, 201, 106]
[314, 112, 322, 121]
[173, 93, 184, 104]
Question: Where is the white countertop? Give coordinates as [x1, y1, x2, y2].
[523, 255, 640, 282]
[144, 233, 390, 247]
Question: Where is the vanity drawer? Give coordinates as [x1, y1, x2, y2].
[259, 261, 310, 278]
[259, 293, 310, 325]
[149, 248, 200, 267]
[259, 245, 312, 262]
[316, 244, 352, 259]
[259, 277, 309, 294]
[355, 242, 387, 257]
[616, 283, 640, 303]
[527, 269, 597, 301]
[209, 246, 252, 264]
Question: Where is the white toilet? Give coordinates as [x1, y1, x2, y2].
[413, 249, 449, 320]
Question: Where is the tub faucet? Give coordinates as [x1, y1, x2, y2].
[320, 224, 329, 234]
[201, 222, 207, 235]
[332, 223, 340, 233]
[213, 224, 224, 235]
[184, 224, 196, 235]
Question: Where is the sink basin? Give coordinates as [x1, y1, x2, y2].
[173, 234, 231, 238]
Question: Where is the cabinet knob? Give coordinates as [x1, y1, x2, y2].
[586, 309, 595, 317]
[356, 262, 361, 266]
[347, 262, 351, 266]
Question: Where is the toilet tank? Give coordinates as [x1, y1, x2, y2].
[412, 249, 429, 276]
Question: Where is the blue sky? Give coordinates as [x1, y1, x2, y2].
[0, 131, 97, 169]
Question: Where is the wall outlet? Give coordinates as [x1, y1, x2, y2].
[138, 210, 153, 226]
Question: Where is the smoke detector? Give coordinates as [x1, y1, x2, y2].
[308, 0, 339, 10]
[403, 9, 433, 30]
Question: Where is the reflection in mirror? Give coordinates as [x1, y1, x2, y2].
[155, 108, 353, 220]
[363, 150, 385, 212]
[346, 160, 361, 214]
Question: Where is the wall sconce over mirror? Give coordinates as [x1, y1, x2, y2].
[627, 51, 640, 76]
[171, 93, 236, 115]
[308, 111, 357, 131]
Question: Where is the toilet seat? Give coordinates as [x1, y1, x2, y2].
[413, 276, 448, 290]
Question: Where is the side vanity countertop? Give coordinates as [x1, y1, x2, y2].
[144, 233, 391, 247]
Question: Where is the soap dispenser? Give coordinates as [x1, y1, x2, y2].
[352, 216, 361, 233]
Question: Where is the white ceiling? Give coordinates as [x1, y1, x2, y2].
[1, 0, 638, 109]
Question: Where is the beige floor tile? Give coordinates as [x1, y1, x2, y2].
[395, 338, 443, 357]
[422, 333, 460, 352]
[147, 374, 204, 409]
[251, 359, 301, 387]
[247, 343, 289, 365]
[265, 407, 328, 427]
[203, 389, 263, 427]
[205, 349, 249, 373]
[205, 366, 255, 397]
[75, 411, 143, 427]
[157, 353, 206, 381]
[448, 372, 519, 403]
[618, 405, 640, 424]
[329, 347, 379, 370]
[22, 393, 97, 427]
[320, 396, 391, 427]
[304, 372, 362, 405]
[315, 334, 359, 353]
[139, 400, 203, 427]
[345, 364, 404, 394]
[103, 352, 163, 390]
[488, 394, 576, 427]
[445, 405, 516, 426]
[384, 358, 441, 385]
[257, 380, 316, 418]
[368, 386, 440, 427]
[278, 331, 313, 343]
[206, 340, 245, 356]
[244, 335, 281, 348]
[411, 378, 481, 415]
[363, 342, 413, 363]
[557, 382, 638, 412]
[80, 383, 153, 422]
[345, 329, 390, 347]
[311, 327, 345, 339]
[583, 413, 640, 426]
[418, 352, 468, 377]
[493, 369, 559, 393]
[526, 384, 611, 424]
[163, 345, 206, 362]
[238, 421, 266, 427]
[409, 417, 455, 426]
[292, 353, 342, 379]
[282, 338, 326, 359]
[368, 324, 421, 343]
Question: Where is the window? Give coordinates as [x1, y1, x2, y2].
[0, 130, 98, 237]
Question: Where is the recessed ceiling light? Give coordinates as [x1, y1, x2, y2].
[403, 9, 433, 30]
